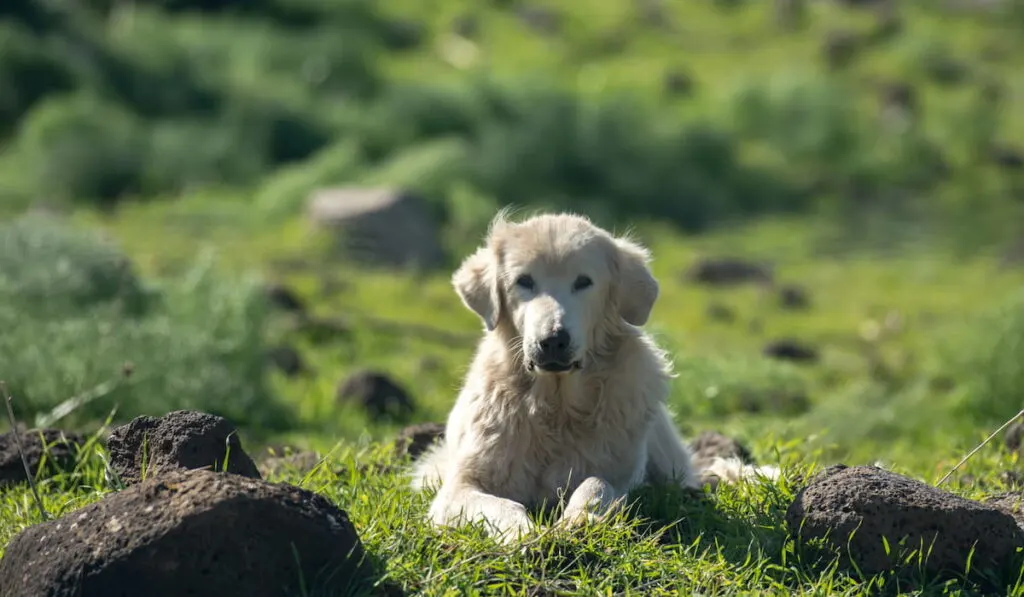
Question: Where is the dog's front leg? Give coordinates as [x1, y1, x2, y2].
[556, 476, 623, 528]
[429, 480, 535, 544]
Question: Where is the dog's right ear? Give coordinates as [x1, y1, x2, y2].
[452, 246, 501, 331]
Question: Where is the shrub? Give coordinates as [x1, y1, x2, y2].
[353, 78, 798, 232]
[0, 214, 153, 318]
[0, 23, 76, 137]
[939, 291, 1024, 427]
[12, 93, 149, 205]
[0, 216, 293, 432]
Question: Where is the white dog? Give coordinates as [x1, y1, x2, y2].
[411, 211, 777, 543]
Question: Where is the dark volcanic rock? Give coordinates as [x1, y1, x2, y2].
[265, 344, 306, 377]
[689, 431, 755, 471]
[106, 410, 261, 486]
[778, 284, 811, 310]
[264, 282, 306, 315]
[686, 257, 773, 287]
[337, 370, 416, 421]
[984, 492, 1024, 530]
[763, 338, 819, 364]
[394, 422, 445, 460]
[786, 465, 1024, 577]
[0, 469, 377, 597]
[0, 428, 85, 488]
[259, 450, 323, 478]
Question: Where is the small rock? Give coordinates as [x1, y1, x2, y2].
[394, 422, 446, 460]
[296, 316, 352, 345]
[822, 30, 861, 71]
[265, 345, 306, 377]
[663, 69, 694, 98]
[337, 370, 416, 421]
[383, 18, 425, 51]
[307, 187, 444, 270]
[259, 450, 323, 478]
[264, 283, 306, 315]
[686, 257, 773, 287]
[689, 431, 755, 472]
[106, 410, 261, 486]
[1006, 421, 1024, 452]
[778, 284, 811, 310]
[985, 492, 1024, 530]
[991, 145, 1024, 171]
[706, 302, 737, 323]
[774, 0, 807, 30]
[763, 339, 819, 364]
[0, 469, 377, 597]
[786, 464, 1024, 578]
[514, 4, 562, 36]
[0, 428, 85, 488]
[452, 13, 480, 38]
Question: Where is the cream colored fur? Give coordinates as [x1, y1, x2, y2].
[410, 211, 779, 543]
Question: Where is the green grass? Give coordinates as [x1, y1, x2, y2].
[5, 0, 1024, 594]
[4, 425, 1024, 596]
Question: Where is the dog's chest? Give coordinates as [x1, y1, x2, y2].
[476, 386, 652, 505]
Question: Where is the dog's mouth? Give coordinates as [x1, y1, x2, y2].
[527, 360, 582, 374]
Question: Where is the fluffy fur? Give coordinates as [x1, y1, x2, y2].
[411, 211, 778, 543]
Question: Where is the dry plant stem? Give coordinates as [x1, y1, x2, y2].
[935, 407, 1024, 487]
[1, 381, 49, 521]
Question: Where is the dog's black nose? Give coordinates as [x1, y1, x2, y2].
[536, 328, 572, 368]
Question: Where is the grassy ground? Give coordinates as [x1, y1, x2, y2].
[4, 0, 1024, 594]
[4, 201, 1022, 594]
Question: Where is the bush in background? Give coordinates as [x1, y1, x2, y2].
[0, 215, 293, 433]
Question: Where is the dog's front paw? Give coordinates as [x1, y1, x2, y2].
[487, 508, 537, 545]
[555, 506, 602, 530]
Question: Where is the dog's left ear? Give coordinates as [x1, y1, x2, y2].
[612, 237, 659, 326]
[452, 246, 502, 331]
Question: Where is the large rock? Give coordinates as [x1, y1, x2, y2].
[337, 370, 416, 422]
[786, 465, 1024, 578]
[307, 187, 444, 269]
[0, 469, 377, 597]
[0, 428, 85, 489]
[106, 411, 261, 486]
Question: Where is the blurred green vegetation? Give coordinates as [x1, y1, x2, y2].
[1, 0, 1024, 474]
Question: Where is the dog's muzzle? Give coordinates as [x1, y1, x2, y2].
[527, 329, 581, 373]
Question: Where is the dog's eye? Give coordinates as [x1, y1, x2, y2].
[573, 275, 593, 291]
[515, 274, 536, 291]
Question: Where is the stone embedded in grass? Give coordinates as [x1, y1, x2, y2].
[0, 428, 85, 489]
[106, 410, 261, 486]
[688, 430, 755, 470]
[263, 282, 307, 315]
[762, 338, 819, 364]
[786, 464, 1024, 579]
[306, 187, 444, 270]
[821, 30, 862, 71]
[258, 449, 323, 478]
[0, 469, 378, 597]
[777, 284, 811, 310]
[264, 344, 307, 377]
[337, 369, 416, 422]
[685, 257, 774, 287]
[394, 422, 445, 461]
[983, 492, 1024, 530]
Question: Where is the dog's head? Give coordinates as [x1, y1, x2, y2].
[453, 212, 659, 374]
